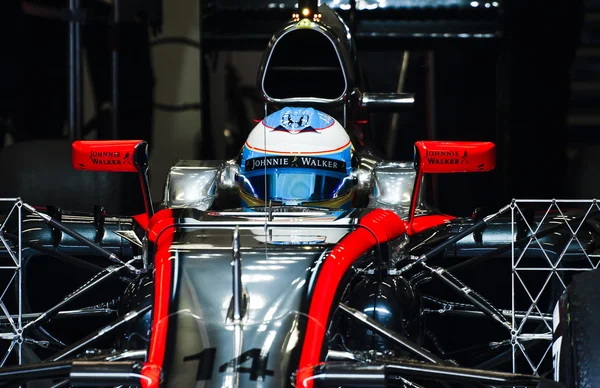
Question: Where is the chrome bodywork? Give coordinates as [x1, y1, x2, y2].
[159, 209, 359, 388]
[162, 160, 221, 210]
[163, 158, 419, 218]
[0, 0, 592, 385]
[368, 162, 416, 219]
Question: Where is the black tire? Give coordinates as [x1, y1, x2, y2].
[553, 270, 600, 387]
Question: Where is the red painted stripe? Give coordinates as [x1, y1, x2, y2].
[132, 213, 150, 231]
[147, 209, 176, 238]
[408, 214, 456, 235]
[140, 209, 175, 388]
[296, 209, 406, 388]
[140, 363, 162, 388]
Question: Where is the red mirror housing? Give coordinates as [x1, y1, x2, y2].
[72, 140, 146, 173]
[73, 140, 154, 217]
[414, 141, 496, 174]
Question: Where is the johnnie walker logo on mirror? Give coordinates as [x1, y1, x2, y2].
[89, 150, 132, 165]
[424, 150, 469, 165]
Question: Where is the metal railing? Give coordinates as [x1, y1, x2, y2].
[510, 199, 600, 375]
[0, 199, 23, 366]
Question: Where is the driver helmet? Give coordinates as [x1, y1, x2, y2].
[238, 107, 355, 208]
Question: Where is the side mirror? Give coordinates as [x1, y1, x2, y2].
[414, 141, 495, 174]
[72, 140, 147, 173]
[360, 93, 415, 112]
[407, 140, 495, 230]
[72, 140, 154, 217]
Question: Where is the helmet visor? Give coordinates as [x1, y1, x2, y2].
[239, 169, 353, 204]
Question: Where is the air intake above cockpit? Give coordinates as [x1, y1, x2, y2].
[260, 28, 348, 103]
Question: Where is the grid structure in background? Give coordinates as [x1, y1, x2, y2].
[511, 199, 600, 375]
[0, 199, 22, 367]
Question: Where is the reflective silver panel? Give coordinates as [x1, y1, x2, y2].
[162, 160, 221, 210]
[162, 223, 354, 388]
[163, 159, 419, 217]
[368, 162, 416, 219]
[220, 159, 241, 190]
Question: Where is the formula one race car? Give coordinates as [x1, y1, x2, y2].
[0, 2, 598, 388]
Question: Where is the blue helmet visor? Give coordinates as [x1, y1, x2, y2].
[239, 169, 353, 204]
